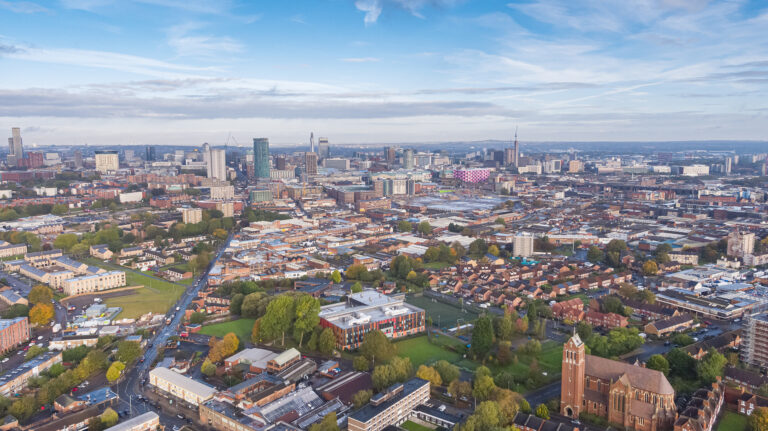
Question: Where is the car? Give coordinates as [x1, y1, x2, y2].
[1, 358, 7, 363]
[72, 387, 78, 392]
[37, 336, 43, 340]
[177, 414, 185, 419]
[22, 346, 28, 351]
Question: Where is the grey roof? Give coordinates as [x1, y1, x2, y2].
[350, 378, 429, 423]
[104, 411, 159, 431]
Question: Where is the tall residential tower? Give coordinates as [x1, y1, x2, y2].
[253, 138, 270, 179]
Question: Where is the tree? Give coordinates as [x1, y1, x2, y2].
[602, 296, 626, 316]
[587, 246, 604, 263]
[28, 285, 53, 305]
[516, 316, 529, 333]
[53, 233, 78, 251]
[360, 330, 396, 363]
[353, 355, 370, 371]
[671, 333, 694, 346]
[251, 319, 261, 343]
[351, 282, 363, 293]
[417, 221, 432, 235]
[535, 404, 550, 419]
[667, 348, 697, 380]
[352, 389, 373, 408]
[201, 359, 216, 376]
[25, 345, 46, 360]
[434, 360, 459, 384]
[260, 295, 295, 345]
[101, 408, 119, 427]
[471, 316, 494, 359]
[497, 340, 512, 365]
[520, 399, 532, 414]
[495, 217, 506, 226]
[309, 412, 339, 431]
[330, 270, 342, 284]
[697, 348, 727, 383]
[469, 239, 488, 257]
[487, 245, 500, 256]
[495, 314, 514, 341]
[116, 341, 142, 363]
[397, 220, 412, 232]
[293, 295, 320, 347]
[448, 379, 472, 401]
[643, 260, 659, 276]
[416, 365, 442, 387]
[472, 375, 496, 401]
[318, 328, 336, 355]
[29, 303, 54, 325]
[230, 293, 245, 315]
[70, 243, 90, 258]
[241, 292, 269, 318]
[2, 304, 29, 319]
[576, 321, 592, 341]
[749, 407, 768, 431]
[646, 354, 670, 375]
[189, 312, 206, 324]
[106, 361, 125, 382]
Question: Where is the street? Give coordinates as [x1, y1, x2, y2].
[111, 234, 232, 429]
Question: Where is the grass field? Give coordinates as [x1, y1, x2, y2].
[199, 319, 256, 340]
[406, 295, 480, 329]
[716, 411, 747, 431]
[401, 421, 435, 431]
[424, 262, 452, 270]
[395, 335, 465, 367]
[84, 258, 187, 319]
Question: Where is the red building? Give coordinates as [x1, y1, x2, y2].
[0, 317, 30, 354]
[584, 311, 628, 329]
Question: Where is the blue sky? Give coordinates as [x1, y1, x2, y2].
[1, 0, 767, 147]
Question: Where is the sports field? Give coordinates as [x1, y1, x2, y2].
[395, 335, 465, 367]
[406, 295, 479, 329]
[199, 319, 256, 340]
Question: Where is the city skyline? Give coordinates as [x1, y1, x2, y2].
[1, 0, 767, 147]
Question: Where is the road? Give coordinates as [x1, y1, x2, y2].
[524, 381, 561, 409]
[112, 234, 231, 429]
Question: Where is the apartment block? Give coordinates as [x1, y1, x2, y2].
[61, 271, 126, 296]
[348, 378, 430, 431]
[0, 317, 30, 353]
[742, 313, 768, 368]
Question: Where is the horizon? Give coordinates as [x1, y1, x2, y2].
[1, 0, 767, 146]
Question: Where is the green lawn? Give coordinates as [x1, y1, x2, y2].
[83, 258, 187, 319]
[395, 335, 465, 367]
[424, 261, 451, 270]
[401, 421, 435, 431]
[716, 411, 747, 431]
[199, 319, 256, 340]
[406, 295, 480, 329]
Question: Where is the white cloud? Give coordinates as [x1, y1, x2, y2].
[355, 0, 382, 25]
[167, 22, 243, 58]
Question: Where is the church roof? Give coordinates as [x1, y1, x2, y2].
[585, 355, 674, 395]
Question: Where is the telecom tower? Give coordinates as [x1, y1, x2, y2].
[310, 132, 315, 153]
[513, 126, 520, 167]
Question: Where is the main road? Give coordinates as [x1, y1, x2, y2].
[112, 234, 233, 428]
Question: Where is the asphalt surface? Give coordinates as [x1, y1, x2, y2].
[111, 234, 231, 429]
[0, 270, 32, 296]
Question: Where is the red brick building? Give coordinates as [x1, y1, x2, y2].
[585, 311, 628, 329]
[0, 317, 30, 354]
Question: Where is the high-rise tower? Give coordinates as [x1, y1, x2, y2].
[310, 132, 315, 154]
[560, 335, 586, 419]
[7, 128, 23, 166]
[253, 138, 270, 179]
[207, 148, 226, 181]
[513, 127, 520, 168]
[403, 149, 414, 169]
[318, 137, 330, 159]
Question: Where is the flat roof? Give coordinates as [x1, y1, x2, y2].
[104, 412, 159, 431]
[318, 291, 424, 330]
[149, 367, 216, 399]
[349, 378, 429, 423]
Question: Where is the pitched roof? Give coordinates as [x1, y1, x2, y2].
[585, 355, 674, 395]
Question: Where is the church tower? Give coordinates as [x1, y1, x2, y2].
[561, 334, 586, 418]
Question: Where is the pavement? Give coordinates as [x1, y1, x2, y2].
[111, 233, 232, 429]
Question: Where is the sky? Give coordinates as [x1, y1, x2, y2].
[0, 0, 767, 147]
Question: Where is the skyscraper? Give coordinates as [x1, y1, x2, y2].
[385, 146, 396, 164]
[73, 150, 83, 169]
[145, 146, 156, 161]
[7, 128, 23, 166]
[309, 132, 315, 153]
[253, 138, 270, 179]
[403, 149, 414, 169]
[202, 142, 211, 168]
[305, 152, 318, 175]
[95, 150, 119, 173]
[318, 137, 330, 159]
[207, 148, 227, 181]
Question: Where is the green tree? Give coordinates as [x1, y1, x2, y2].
[260, 295, 295, 345]
[116, 341, 142, 363]
[28, 285, 53, 305]
[749, 407, 768, 431]
[230, 293, 245, 315]
[434, 360, 460, 384]
[53, 233, 78, 251]
[330, 270, 342, 284]
[106, 361, 125, 382]
[697, 348, 727, 383]
[671, 333, 694, 346]
[360, 330, 396, 363]
[353, 355, 370, 371]
[352, 390, 373, 409]
[417, 221, 432, 235]
[576, 321, 592, 340]
[189, 312, 206, 324]
[201, 359, 216, 376]
[520, 399, 532, 414]
[471, 316, 494, 359]
[643, 260, 659, 276]
[318, 328, 336, 355]
[469, 238, 488, 257]
[25, 345, 46, 360]
[587, 246, 604, 263]
[495, 314, 514, 341]
[309, 412, 339, 431]
[397, 220, 413, 232]
[667, 348, 697, 380]
[535, 404, 550, 419]
[101, 408, 119, 427]
[646, 354, 670, 375]
[472, 375, 496, 401]
[293, 295, 321, 347]
[351, 282, 363, 293]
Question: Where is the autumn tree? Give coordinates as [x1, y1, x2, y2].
[28, 285, 53, 305]
[106, 361, 125, 382]
[416, 365, 442, 387]
[29, 303, 54, 325]
[643, 260, 659, 276]
[749, 407, 768, 431]
[201, 359, 216, 376]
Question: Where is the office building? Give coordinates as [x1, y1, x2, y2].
[324, 158, 350, 170]
[253, 138, 270, 179]
[742, 313, 768, 368]
[181, 208, 203, 224]
[145, 146, 156, 162]
[275, 155, 288, 170]
[95, 150, 119, 173]
[210, 185, 235, 200]
[74, 150, 83, 168]
[454, 168, 490, 183]
[402, 149, 414, 169]
[513, 234, 534, 257]
[305, 152, 318, 175]
[318, 137, 330, 159]
[560, 335, 676, 431]
[7, 127, 23, 166]
[207, 148, 227, 181]
[348, 378, 430, 431]
[569, 160, 584, 173]
[385, 147, 396, 164]
[318, 291, 425, 350]
[149, 366, 216, 406]
[0, 317, 30, 354]
[104, 411, 160, 431]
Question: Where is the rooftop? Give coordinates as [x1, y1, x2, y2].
[149, 367, 216, 398]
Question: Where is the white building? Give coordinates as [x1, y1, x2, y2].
[95, 151, 119, 173]
[207, 148, 227, 181]
[149, 367, 216, 406]
[513, 234, 534, 257]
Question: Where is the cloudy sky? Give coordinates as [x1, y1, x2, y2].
[1, 0, 767, 147]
